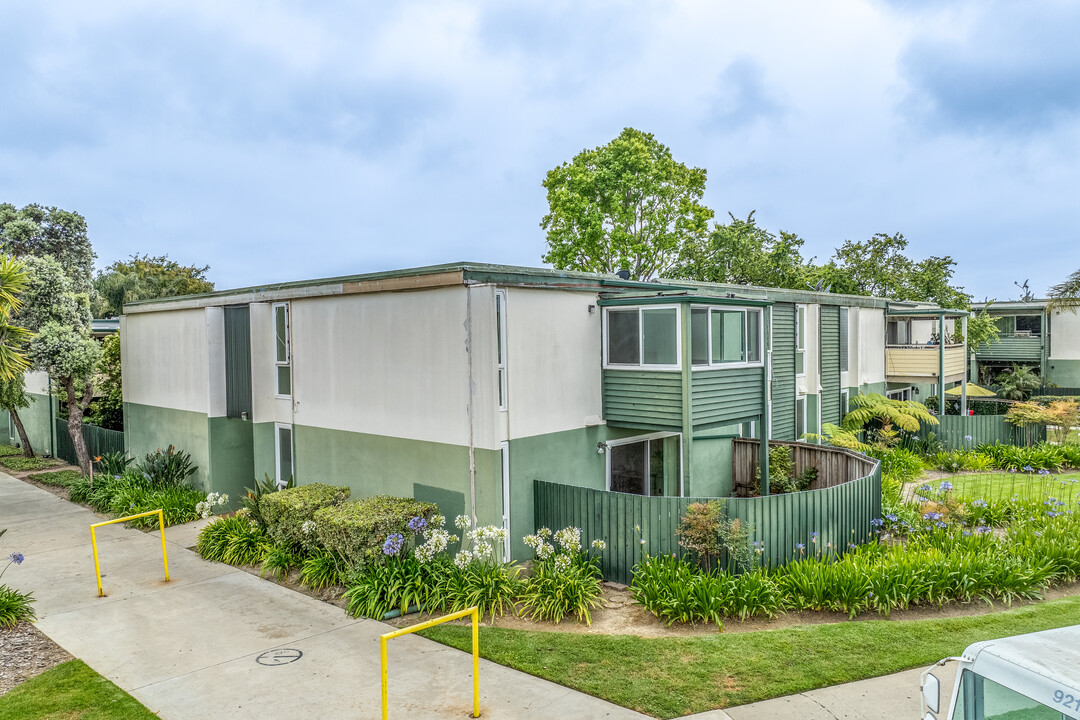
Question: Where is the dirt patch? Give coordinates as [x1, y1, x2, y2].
[0, 621, 73, 697]
[15, 463, 84, 503]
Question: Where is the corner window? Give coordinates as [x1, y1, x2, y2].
[690, 306, 763, 368]
[606, 433, 681, 497]
[273, 303, 291, 397]
[887, 319, 911, 346]
[795, 305, 806, 375]
[604, 306, 680, 368]
[495, 290, 508, 410]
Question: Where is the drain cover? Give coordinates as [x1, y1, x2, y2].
[256, 648, 303, 666]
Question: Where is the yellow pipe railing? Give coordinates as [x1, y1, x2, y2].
[380, 606, 479, 720]
[90, 509, 170, 597]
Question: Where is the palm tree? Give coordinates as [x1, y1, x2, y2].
[0, 256, 31, 380]
[1047, 268, 1080, 313]
[994, 364, 1042, 401]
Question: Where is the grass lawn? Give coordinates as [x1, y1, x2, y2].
[422, 594, 1080, 718]
[0, 456, 61, 472]
[28, 470, 84, 487]
[0, 660, 158, 720]
[0, 444, 21, 458]
[945, 471, 1080, 503]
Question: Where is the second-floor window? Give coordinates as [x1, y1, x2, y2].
[796, 305, 807, 375]
[839, 307, 850, 373]
[495, 290, 508, 410]
[605, 306, 679, 368]
[274, 302, 291, 397]
[690, 307, 763, 367]
[887, 318, 911, 345]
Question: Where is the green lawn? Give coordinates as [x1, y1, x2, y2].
[28, 470, 84, 487]
[946, 471, 1080, 503]
[0, 660, 158, 720]
[421, 595, 1080, 718]
[0, 456, 61, 472]
[0, 445, 21, 458]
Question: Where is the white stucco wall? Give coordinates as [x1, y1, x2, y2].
[1050, 310, 1080, 359]
[857, 308, 887, 388]
[24, 370, 50, 396]
[503, 287, 602, 440]
[122, 309, 211, 413]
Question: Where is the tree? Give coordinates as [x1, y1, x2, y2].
[541, 128, 713, 281]
[1047, 268, 1080, 314]
[0, 255, 32, 381]
[85, 334, 122, 431]
[0, 204, 95, 294]
[93, 254, 214, 317]
[0, 374, 35, 457]
[673, 212, 811, 288]
[994, 365, 1042, 401]
[1005, 399, 1079, 444]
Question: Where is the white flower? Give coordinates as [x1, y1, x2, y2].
[454, 550, 472, 569]
[537, 527, 551, 538]
[554, 554, 571, 573]
[300, 520, 316, 536]
[431, 514, 446, 529]
[537, 542, 554, 560]
[454, 515, 472, 530]
[554, 526, 582, 554]
[591, 539, 606, 551]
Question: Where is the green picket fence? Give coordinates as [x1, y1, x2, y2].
[917, 415, 1044, 450]
[534, 460, 881, 584]
[54, 419, 125, 466]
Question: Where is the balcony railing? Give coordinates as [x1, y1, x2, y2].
[886, 343, 966, 382]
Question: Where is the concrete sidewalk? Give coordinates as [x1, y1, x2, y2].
[0, 473, 644, 719]
[2, 471, 943, 720]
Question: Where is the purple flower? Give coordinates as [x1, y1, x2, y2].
[795, 543, 806, 551]
[964, 435, 973, 441]
[382, 533, 405, 557]
[1022, 465, 1034, 472]
[919, 484, 932, 493]
[935, 521, 948, 529]
[870, 518, 885, 528]
[972, 500, 987, 508]
[975, 526, 991, 535]
[1039, 469, 1051, 476]
[406, 516, 428, 533]
[885, 514, 898, 522]
[810, 531, 820, 542]
[8, 552, 24, 565]
[939, 481, 953, 492]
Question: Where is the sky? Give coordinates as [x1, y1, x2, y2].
[1, 0, 1077, 301]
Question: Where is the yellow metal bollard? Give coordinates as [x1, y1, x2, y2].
[90, 509, 170, 597]
[380, 606, 480, 719]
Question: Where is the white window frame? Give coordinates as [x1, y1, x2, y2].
[604, 431, 683, 497]
[495, 290, 508, 411]
[795, 395, 808, 442]
[500, 441, 510, 558]
[274, 422, 294, 485]
[689, 305, 765, 370]
[840, 388, 850, 418]
[839, 307, 851, 373]
[273, 302, 292, 398]
[602, 305, 682, 370]
[887, 387, 913, 402]
[795, 304, 807, 377]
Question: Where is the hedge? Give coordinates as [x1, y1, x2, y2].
[313, 495, 439, 567]
[260, 483, 351, 549]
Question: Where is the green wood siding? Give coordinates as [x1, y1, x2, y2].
[917, 415, 1045, 449]
[820, 305, 841, 426]
[691, 367, 764, 428]
[974, 335, 1043, 362]
[224, 305, 253, 419]
[602, 370, 682, 431]
[771, 304, 796, 439]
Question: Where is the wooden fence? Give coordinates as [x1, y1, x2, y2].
[54, 419, 125, 467]
[534, 450, 881, 584]
[731, 439, 878, 496]
[916, 415, 1044, 450]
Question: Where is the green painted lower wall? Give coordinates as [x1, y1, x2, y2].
[124, 402, 212, 492]
[208, 417, 254, 508]
[253, 422, 276, 485]
[1048, 359, 1080, 388]
[15, 392, 58, 458]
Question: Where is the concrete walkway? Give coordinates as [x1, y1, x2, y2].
[1, 471, 943, 720]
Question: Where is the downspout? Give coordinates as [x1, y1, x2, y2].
[938, 312, 946, 415]
[760, 307, 771, 497]
[465, 286, 477, 522]
[960, 315, 968, 417]
[679, 303, 692, 497]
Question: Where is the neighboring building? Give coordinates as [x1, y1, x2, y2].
[885, 305, 968, 407]
[971, 300, 1080, 387]
[118, 263, 961, 559]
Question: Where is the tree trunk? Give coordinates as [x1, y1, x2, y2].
[9, 409, 34, 457]
[64, 377, 95, 476]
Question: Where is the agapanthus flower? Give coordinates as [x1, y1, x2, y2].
[407, 516, 428, 533]
[8, 552, 24, 565]
[382, 533, 405, 557]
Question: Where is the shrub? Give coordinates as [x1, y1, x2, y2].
[675, 500, 753, 572]
[94, 451, 133, 477]
[135, 445, 197, 487]
[520, 526, 604, 624]
[29, 470, 83, 487]
[0, 456, 60, 472]
[242, 473, 295, 529]
[0, 584, 35, 628]
[301, 549, 346, 590]
[440, 561, 521, 619]
[261, 483, 350, 549]
[196, 514, 272, 566]
[867, 446, 923, 485]
[68, 470, 201, 528]
[0, 444, 21, 457]
[311, 494, 439, 567]
[260, 544, 303, 581]
[342, 555, 447, 619]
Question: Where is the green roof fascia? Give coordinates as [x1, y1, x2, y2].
[661, 278, 890, 308]
[598, 294, 772, 308]
[886, 308, 969, 318]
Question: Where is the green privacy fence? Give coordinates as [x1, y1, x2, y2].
[55, 419, 125, 466]
[534, 457, 881, 584]
[917, 415, 1045, 450]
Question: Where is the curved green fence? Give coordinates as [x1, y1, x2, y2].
[534, 454, 881, 584]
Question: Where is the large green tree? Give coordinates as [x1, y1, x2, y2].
[93, 254, 214, 317]
[0, 374, 35, 457]
[1047, 268, 1080, 313]
[672, 212, 811, 288]
[541, 128, 714, 281]
[1, 205, 99, 474]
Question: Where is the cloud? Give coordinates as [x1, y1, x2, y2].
[705, 58, 786, 131]
[898, 1, 1080, 133]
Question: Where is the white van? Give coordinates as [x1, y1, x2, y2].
[922, 625, 1080, 720]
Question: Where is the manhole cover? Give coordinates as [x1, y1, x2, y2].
[256, 648, 303, 666]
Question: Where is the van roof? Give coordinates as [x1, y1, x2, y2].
[965, 625, 1080, 700]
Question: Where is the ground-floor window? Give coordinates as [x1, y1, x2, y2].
[607, 433, 681, 497]
[887, 388, 912, 401]
[500, 441, 510, 559]
[840, 389, 850, 418]
[796, 396, 807, 441]
[275, 423, 294, 486]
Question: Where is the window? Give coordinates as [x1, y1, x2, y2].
[689, 306, 763, 368]
[839, 307, 850, 373]
[275, 423, 294, 485]
[495, 290, 508, 410]
[952, 670, 1063, 720]
[273, 303, 291, 396]
[887, 388, 912, 401]
[500, 441, 510, 558]
[887, 319, 911, 346]
[607, 433, 681, 497]
[840, 389, 850, 418]
[795, 305, 806, 375]
[604, 306, 680, 368]
[1015, 315, 1042, 336]
[795, 396, 807, 441]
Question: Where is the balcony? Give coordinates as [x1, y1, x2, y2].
[886, 343, 966, 384]
[973, 333, 1043, 362]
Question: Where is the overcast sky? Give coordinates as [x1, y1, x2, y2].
[1, 0, 1077, 301]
